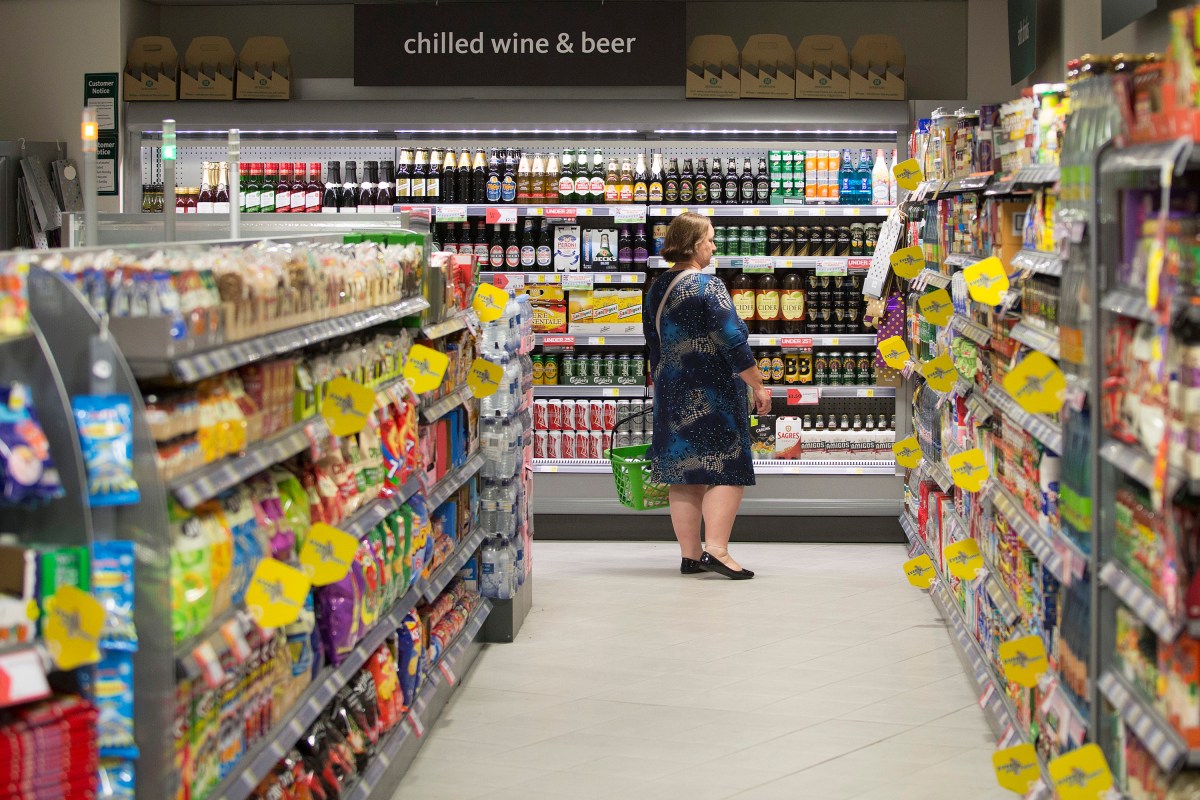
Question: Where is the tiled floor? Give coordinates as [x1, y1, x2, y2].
[391, 541, 1011, 800]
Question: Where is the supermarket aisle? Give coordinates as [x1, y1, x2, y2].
[392, 541, 1008, 800]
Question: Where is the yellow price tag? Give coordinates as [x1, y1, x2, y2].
[892, 158, 924, 191]
[830, 338, 840, 346]
[321, 377, 377, 438]
[993, 744, 1042, 795]
[903, 554, 936, 588]
[922, 354, 958, 393]
[998, 634, 1049, 688]
[890, 246, 925, 279]
[467, 357, 503, 398]
[864, 389, 875, 397]
[947, 448, 990, 493]
[473, 282, 510, 323]
[1146, 243, 1164, 311]
[403, 344, 450, 395]
[1002, 352, 1066, 416]
[594, 336, 606, 345]
[42, 585, 104, 670]
[1048, 744, 1113, 800]
[848, 208, 861, 216]
[918, 289, 954, 327]
[244, 558, 311, 629]
[299, 523, 359, 587]
[963, 256, 1010, 306]
[892, 434, 923, 469]
[944, 539, 983, 580]
[814, 208, 827, 216]
[878, 335, 910, 370]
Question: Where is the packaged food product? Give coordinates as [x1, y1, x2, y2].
[72, 394, 140, 507]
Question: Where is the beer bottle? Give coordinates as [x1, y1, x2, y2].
[456, 149, 472, 203]
[724, 158, 740, 205]
[473, 221, 489, 265]
[694, 158, 709, 204]
[427, 149, 443, 201]
[756, 271, 781, 334]
[322, 162, 341, 213]
[648, 154, 664, 204]
[740, 158, 755, 205]
[618, 225, 633, 266]
[558, 149, 575, 203]
[431, 223, 443, 253]
[730, 270, 757, 332]
[338, 162, 356, 214]
[618, 157, 634, 203]
[485, 149, 501, 203]
[604, 157, 619, 203]
[412, 150, 428, 200]
[544, 152, 560, 204]
[589, 149, 606, 202]
[664, 157, 680, 204]
[536, 220, 553, 269]
[574, 150, 592, 203]
[755, 156, 771, 204]
[516, 151, 532, 203]
[505, 224, 520, 269]
[376, 161, 395, 212]
[437, 151, 454, 203]
[781, 270, 807, 334]
[632, 154, 649, 204]
[633, 224, 649, 267]
[679, 159, 695, 204]
[530, 152, 546, 203]
[520, 219, 536, 268]
[708, 158, 724, 204]
[472, 148, 488, 203]
[489, 224, 505, 270]
[501, 149, 517, 204]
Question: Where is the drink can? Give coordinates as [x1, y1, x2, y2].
[642, 400, 653, 433]
[603, 431, 613, 453]
[589, 399, 604, 431]
[632, 353, 645, 381]
[827, 351, 842, 385]
[533, 429, 548, 459]
[531, 354, 544, 385]
[589, 354, 603, 380]
[547, 399, 563, 430]
[713, 226, 727, 256]
[561, 398, 576, 430]
[857, 351, 873, 385]
[543, 355, 559, 385]
[616, 430, 631, 450]
[590, 431, 604, 458]
[547, 430, 562, 459]
[616, 399, 631, 429]
[628, 399, 643, 430]
[603, 399, 617, 431]
[561, 430, 576, 458]
[602, 354, 617, 382]
[533, 399, 549, 429]
[562, 354, 576, 381]
[576, 400, 590, 431]
[617, 354, 632, 380]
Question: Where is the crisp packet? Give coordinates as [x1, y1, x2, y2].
[72, 394, 140, 507]
[92, 540, 137, 651]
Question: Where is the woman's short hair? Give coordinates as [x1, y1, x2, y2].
[660, 212, 711, 263]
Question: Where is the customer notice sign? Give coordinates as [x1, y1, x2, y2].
[354, 1, 684, 86]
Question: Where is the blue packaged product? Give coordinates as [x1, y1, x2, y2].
[395, 611, 424, 710]
[98, 759, 136, 799]
[92, 650, 139, 759]
[0, 382, 64, 507]
[72, 394, 140, 507]
[92, 540, 137, 651]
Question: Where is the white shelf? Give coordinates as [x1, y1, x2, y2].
[430, 204, 643, 218]
[951, 314, 992, 346]
[1098, 670, 1188, 773]
[1099, 437, 1184, 497]
[419, 385, 473, 424]
[944, 253, 985, 268]
[1102, 288, 1158, 323]
[747, 334, 876, 347]
[421, 313, 469, 339]
[1011, 249, 1063, 278]
[1009, 321, 1060, 360]
[1099, 560, 1182, 642]
[914, 269, 951, 289]
[766, 385, 895, 398]
[1012, 163, 1061, 185]
[426, 452, 486, 509]
[647, 204, 895, 218]
[647, 255, 873, 271]
[339, 475, 423, 540]
[532, 458, 896, 475]
[983, 384, 1063, 452]
[989, 483, 1065, 582]
[533, 384, 648, 398]
[480, 271, 646, 285]
[534, 333, 645, 346]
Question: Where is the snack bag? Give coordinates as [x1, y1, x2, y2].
[0, 382, 64, 506]
[72, 394, 140, 506]
[92, 540, 137, 651]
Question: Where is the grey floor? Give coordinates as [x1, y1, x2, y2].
[390, 541, 1011, 800]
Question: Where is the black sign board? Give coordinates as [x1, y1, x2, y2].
[1102, 0, 1157, 39]
[354, 1, 685, 87]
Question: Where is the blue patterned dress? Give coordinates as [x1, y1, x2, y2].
[645, 270, 756, 486]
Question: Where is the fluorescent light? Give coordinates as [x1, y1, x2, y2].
[394, 128, 639, 135]
[652, 128, 898, 136]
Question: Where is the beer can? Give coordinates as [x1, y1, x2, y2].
[575, 400, 590, 432]
[616, 430, 631, 450]
[562, 354, 576, 382]
[628, 399, 643, 430]
[602, 354, 617, 382]
[653, 223, 669, 255]
[589, 399, 604, 431]
[857, 351, 873, 385]
[827, 351, 842, 385]
[603, 431, 613, 454]
[642, 400, 654, 433]
[632, 354, 645, 381]
[543, 355, 559, 385]
[617, 354, 632, 380]
[590, 431, 604, 458]
[533, 429, 548, 459]
[616, 399, 631, 429]
[533, 399, 549, 430]
[531, 354, 544, 385]
[547, 430, 562, 459]
[547, 399, 563, 430]
[589, 354, 603, 380]
[561, 430, 576, 459]
[603, 400, 617, 431]
[561, 398, 576, 430]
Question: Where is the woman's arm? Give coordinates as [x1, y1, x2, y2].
[703, 278, 770, 414]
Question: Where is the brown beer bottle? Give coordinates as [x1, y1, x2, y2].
[780, 270, 807, 334]
[730, 271, 758, 333]
[755, 271, 781, 335]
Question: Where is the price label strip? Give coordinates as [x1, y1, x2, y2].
[299, 523, 359, 586]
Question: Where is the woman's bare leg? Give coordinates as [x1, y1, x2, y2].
[702, 485, 746, 570]
[668, 484, 706, 560]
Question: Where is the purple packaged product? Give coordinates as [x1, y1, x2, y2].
[396, 611, 424, 710]
[314, 557, 365, 666]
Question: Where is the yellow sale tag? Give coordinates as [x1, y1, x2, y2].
[944, 539, 983, 580]
[918, 289, 954, 327]
[403, 344, 450, 396]
[244, 558, 311, 629]
[999, 634, 1049, 688]
[473, 282, 510, 323]
[922, 354, 958, 393]
[893, 435, 923, 469]
[892, 158, 924, 191]
[1049, 744, 1113, 800]
[993, 743, 1041, 795]
[467, 357, 503, 398]
[321, 377, 377, 437]
[42, 585, 104, 671]
[299, 523, 359, 587]
[948, 448, 990, 493]
[878, 335, 910, 370]
[1002, 352, 1066, 416]
[890, 246, 926, 279]
[1146, 243, 1164, 311]
[963, 256, 1010, 306]
[904, 554, 936, 588]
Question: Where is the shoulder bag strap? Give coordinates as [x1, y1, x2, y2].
[654, 269, 695, 337]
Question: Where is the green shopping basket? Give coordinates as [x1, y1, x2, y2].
[606, 408, 669, 511]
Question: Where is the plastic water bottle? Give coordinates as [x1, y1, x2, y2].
[512, 533, 525, 588]
[481, 536, 515, 600]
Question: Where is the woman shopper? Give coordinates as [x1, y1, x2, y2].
[644, 212, 772, 580]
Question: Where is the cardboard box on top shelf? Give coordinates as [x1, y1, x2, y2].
[740, 34, 795, 99]
[848, 35, 906, 100]
[795, 35, 849, 99]
[686, 35, 740, 99]
[124, 36, 178, 101]
[179, 37, 236, 101]
[237, 36, 292, 100]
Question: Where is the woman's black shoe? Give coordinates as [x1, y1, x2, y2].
[699, 552, 755, 580]
[681, 557, 703, 574]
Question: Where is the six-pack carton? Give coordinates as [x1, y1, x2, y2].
[124, 37, 179, 101]
[180, 36, 236, 101]
[686, 35, 740, 99]
[237, 36, 293, 100]
[848, 34, 906, 100]
[740, 34, 795, 99]
[795, 35, 850, 99]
